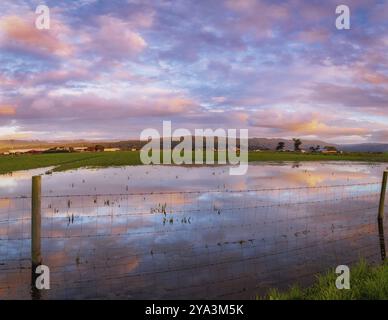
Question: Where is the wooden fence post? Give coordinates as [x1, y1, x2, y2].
[378, 171, 388, 221]
[377, 171, 387, 261]
[31, 175, 42, 269]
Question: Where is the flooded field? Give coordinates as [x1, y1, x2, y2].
[0, 162, 387, 299]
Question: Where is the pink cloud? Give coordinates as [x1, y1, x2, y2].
[249, 109, 369, 138]
[224, 0, 290, 39]
[16, 92, 199, 120]
[31, 68, 93, 85]
[0, 15, 73, 57]
[297, 29, 329, 43]
[358, 69, 388, 85]
[0, 74, 16, 86]
[80, 15, 149, 59]
[0, 105, 16, 116]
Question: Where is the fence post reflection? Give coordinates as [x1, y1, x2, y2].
[378, 218, 386, 261]
[377, 171, 387, 261]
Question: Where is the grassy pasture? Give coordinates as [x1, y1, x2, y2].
[0, 151, 388, 174]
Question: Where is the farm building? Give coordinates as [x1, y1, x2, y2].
[104, 148, 121, 152]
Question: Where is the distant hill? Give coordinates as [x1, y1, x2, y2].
[0, 138, 338, 152]
[247, 138, 336, 151]
[339, 143, 388, 153]
[0, 140, 119, 152]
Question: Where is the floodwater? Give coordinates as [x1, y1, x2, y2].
[0, 162, 387, 299]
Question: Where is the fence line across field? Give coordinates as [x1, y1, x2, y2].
[0, 180, 382, 201]
[0, 171, 387, 299]
[0, 191, 382, 225]
[0, 202, 383, 241]
[2, 174, 387, 255]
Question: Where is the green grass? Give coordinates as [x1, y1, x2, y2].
[1, 151, 388, 175]
[262, 260, 388, 300]
[248, 151, 388, 162]
[0, 151, 142, 174]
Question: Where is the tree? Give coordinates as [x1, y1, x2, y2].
[276, 142, 285, 151]
[309, 145, 321, 153]
[293, 138, 302, 152]
[95, 145, 105, 152]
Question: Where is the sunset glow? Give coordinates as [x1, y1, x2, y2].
[0, 0, 387, 143]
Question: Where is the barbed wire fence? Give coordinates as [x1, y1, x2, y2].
[0, 174, 387, 299]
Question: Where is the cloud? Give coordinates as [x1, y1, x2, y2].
[0, 0, 386, 142]
[297, 29, 329, 43]
[309, 83, 388, 113]
[29, 68, 93, 85]
[12, 91, 199, 120]
[369, 130, 388, 143]
[358, 69, 388, 85]
[0, 105, 16, 116]
[83, 15, 148, 59]
[248, 109, 369, 139]
[0, 14, 73, 57]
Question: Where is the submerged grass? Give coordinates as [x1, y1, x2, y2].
[0, 151, 142, 174]
[1, 151, 388, 174]
[262, 260, 388, 300]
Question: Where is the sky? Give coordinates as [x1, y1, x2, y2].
[0, 0, 387, 143]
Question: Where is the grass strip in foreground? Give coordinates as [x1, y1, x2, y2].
[262, 260, 388, 300]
